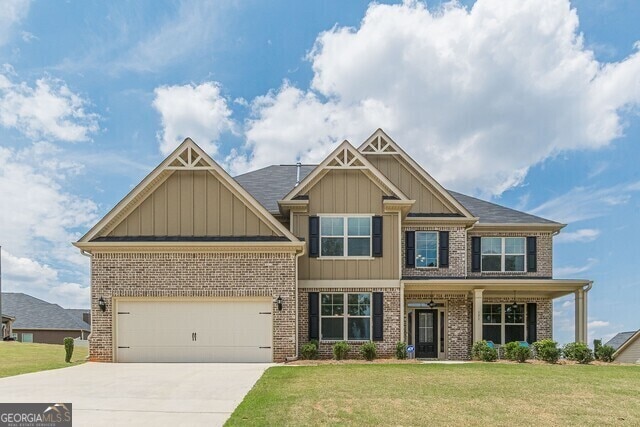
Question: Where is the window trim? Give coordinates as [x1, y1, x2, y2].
[21, 332, 33, 343]
[482, 303, 526, 345]
[318, 214, 373, 259]
[319, 292, 372, 341]
[480, 237, 526, 272]
[415, 231, 439, 269]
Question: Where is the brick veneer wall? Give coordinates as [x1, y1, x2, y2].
[298, 287, 401, 358]
[467, 231, 553, 278]
[402, 226, 467, 277]
[90, 252, 297, 362]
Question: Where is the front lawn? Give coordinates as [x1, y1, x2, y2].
[227, 363, 640, 426]
[0, 342, 88, 378]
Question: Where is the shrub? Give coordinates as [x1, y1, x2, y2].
[471, 340, 497, 362]
[300, 342, 318, 360]
[360, 342, 377, 361]
[596, 345, 615, 363]
[563, 342, 593, 364]
[593, 339, 602, 359]
[533, 339, 561, 364]
[333, 341, 350, 360]
[395, 342, 408, 360]
[63, 337, 74, 363]
[503, 341, 531, 363]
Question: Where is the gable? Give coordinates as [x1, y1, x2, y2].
[359, 129, 474, 218]
[77, 138, 300, 246]
[107, 170, 277, 238]
[305, 168, 387, 214]
[366, 155, 455, 215]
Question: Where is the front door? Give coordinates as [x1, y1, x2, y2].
[415, 309, 438, 358]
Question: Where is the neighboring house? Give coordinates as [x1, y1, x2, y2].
[1, 293, 90, 344]
[605, 330, 640, 364]
[74, 129, 592, 363]
[2, 314, 15, 339]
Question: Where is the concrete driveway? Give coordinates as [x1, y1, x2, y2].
[0, 362, 271, 426]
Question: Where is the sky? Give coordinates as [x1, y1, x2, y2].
[0, 0, 639, 345]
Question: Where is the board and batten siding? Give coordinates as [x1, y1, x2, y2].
[108, 170, 276, 237]
[365, 154, 454, 214]
[293, 169, 400, 280]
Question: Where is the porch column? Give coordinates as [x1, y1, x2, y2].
[574, 289, 587, 343]
[472, 289, 484, 343]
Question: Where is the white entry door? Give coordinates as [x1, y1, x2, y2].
[115, 299, 273, 363]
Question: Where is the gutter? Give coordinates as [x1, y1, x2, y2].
[292, 242, 306, 361]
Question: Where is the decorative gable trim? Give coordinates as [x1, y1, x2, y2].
[358, 129, 475, 219]
[280, 140, 412, 207]
[76, 138, 300, 245]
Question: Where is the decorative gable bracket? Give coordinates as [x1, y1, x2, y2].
[167, 146, 214, 170]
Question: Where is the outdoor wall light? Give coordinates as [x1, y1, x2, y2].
[98, 297, 107, 312]
[276, 296, 283, 311]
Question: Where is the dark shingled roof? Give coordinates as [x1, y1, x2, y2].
[1, 293, 90, 331]
[234, 165, 560, 225]
[605, 331, 639, 351]
[235, 165, 315, 213]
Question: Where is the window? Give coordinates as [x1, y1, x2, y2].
[482, 303, 525, 344]
[21, 333, 33, 343]
[415, 232, 438, 268]
[11, 333, 17, 340]
[320, 216, 371, 257]
[481, 237, 525, 272]
[320, 293, 371, 340]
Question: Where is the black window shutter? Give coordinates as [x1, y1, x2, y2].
[405, 231, 415, 268]
[308, 292, 319, 341]
[308, 216, 319, 258]
[527, 303, 537, 344]
[471, 236, 481, 272]
[372, 292, 384, 341]
[372, 216, 383, 257]
[439, 231, 449, 268]
[527, 236, 537, 272]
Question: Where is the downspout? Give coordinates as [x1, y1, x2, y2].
[80, 249, 92, 359]
[294, 243, 305, 360]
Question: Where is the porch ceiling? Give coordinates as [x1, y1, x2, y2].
[402, 279, 591, 299]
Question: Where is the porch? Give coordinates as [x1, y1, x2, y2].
[400, 279, 592, 360]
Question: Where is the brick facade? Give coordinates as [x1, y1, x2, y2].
[298, 287, 401, 358]
[467, 231, 553, 278]
[90, 252, 297, 362]
[402, 226, 467, 278]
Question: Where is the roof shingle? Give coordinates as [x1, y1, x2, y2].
[1, 293, 90, 331]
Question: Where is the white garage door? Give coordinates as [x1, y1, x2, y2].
[115, 299, 273, 363]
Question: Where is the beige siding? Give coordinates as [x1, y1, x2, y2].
[293, 169, 399, 280]
[366, 155, 454, 214]
[617, 337, 640, 364]
[108, 170, 276, 237]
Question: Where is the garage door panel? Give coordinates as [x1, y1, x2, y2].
[115, 299, 273, 363]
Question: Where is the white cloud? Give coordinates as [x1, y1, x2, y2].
[115, 1, 227, 73]
[0, 72, 99, 142]
[555, 258, 598, 277]
[0, 144, 98, 263]
[1, 249, 89, 308]
[20, 30, 36, 43]
[555, 228, 601, 244]
[153, 82, 235, 156]
[224, 0, 640, 196]
[0, 0, 30, 46]
[588, 320, 610, 329]
[531, 182, 640, 223]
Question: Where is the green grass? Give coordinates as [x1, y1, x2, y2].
[0, 342, 88, 378]
[227, 363, 640, 426]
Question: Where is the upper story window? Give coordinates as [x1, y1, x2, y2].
[320, 216, 371, 257]
[415, 231, 438, 268]
[481, 237, 525, 272]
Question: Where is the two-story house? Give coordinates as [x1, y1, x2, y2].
[75, 129, 591, 362]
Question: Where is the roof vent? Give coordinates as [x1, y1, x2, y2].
[295, 161, 301, 187]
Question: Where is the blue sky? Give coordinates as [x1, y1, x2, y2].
[0, 0, 639, 344]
